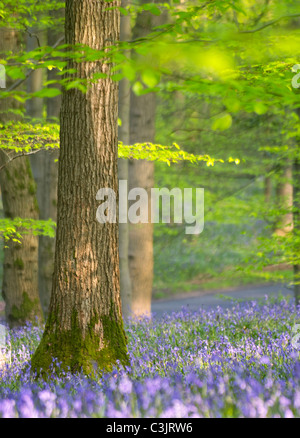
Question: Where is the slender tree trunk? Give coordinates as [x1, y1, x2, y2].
[31, 0, 128, 376]
[264, 175, 272, 204]
[293, 158, 300, 305]
[0, 29, 43, 327]
[128, 4, 162, 317]
[25, 29, 56, 318]
[293, 105, 300, 308]
[34, 11, 62, 317]
[118, 0, 132, 318]
[291, 109, 300, 305]
[275, 165, 293, 236]
[26, 33, 44, 119]
[129, 140, 155, 318]
[0, 157, 43, 327]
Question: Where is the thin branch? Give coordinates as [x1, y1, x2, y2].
[24, 26, 41, 48]
[239, 13, 300, 34]
[206, 163, 280, 215]
[252, 0, 271, 27]
[0, 148, 45, 172]
[6, 35, 65, 93]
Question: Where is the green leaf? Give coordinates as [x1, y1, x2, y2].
[254, 102, 268, 115]
[212, 113, 232, 131]
[141, 69, 161, 88]
[223, 97, 240, 113]
[119, 6, 128, 16]
[143, 4, 161, 16]
[33, 88, 61, 98]
[132, 81, 144, 96]
[122, 63, 136, 81]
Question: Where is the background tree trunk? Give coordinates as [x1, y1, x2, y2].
[25, 28, 57, 318]
[118, 0, 132, 318]
[293, 110, 300, 306]
[0, 29, 43, 327]
[128, 3, 161, 317]
[31, 0, 128, 376]
[275, 164, 293, 236]
[293, 157, 300, 305]
[264, 175, 272, 204]
[32, 10, 62, 317]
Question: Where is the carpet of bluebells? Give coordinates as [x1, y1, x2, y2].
[0, 296, 300, 418]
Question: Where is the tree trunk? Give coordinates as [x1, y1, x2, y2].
[0, 28, 43, 328]
[118, 0, 132, 318]
[264, 175, 272, 204]
[26, 33, 44, 119]
[293, 151, 300, 305]
[275, 165, 293, 236]
[31, 0, 128, 376]
[25, 28, 57, 318]
[34, 11, 62, 317]
[128, 4, 160, 317]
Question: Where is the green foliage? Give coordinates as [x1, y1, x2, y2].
[2, 0, 300, 294]
[0, 218, 56, 243]
[0, 0, 64, 30]
[0, 120, 239, 166]
[212, 113, 233, 131]
[0, 121, 59, 153]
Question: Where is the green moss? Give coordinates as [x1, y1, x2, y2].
[14, 169, 20, 179]
[28, 181, 36, 195]
[13, 257, 24, 270]
[25, 158, 34, 179]
[33, 196, 39, 214]
[5, 169, 11, 180]
[31, 303, 129, 379]
[9, 291, 41, 326]
[17, 182, 26, 191]
[100, 309, 129, 369]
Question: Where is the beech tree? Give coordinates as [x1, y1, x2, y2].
[118, 0, 132, 318]
[128, 1, 164, 317]
[0, 27, 43, 328]
[31, 0, 129, 376]
[35, 8, 62, 317]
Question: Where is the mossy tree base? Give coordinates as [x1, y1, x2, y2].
[31, 309, 129, 378]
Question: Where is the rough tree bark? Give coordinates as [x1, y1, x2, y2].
[118, 0, 132, 318]
[31, 0, 129, 376]
[0, 28, 43, 327]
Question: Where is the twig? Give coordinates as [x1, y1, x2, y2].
[6, 35, 65, 93]
[239, 13, 300, 34]
[0, 148, 45, 172]
[24, 26, 41, 48]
